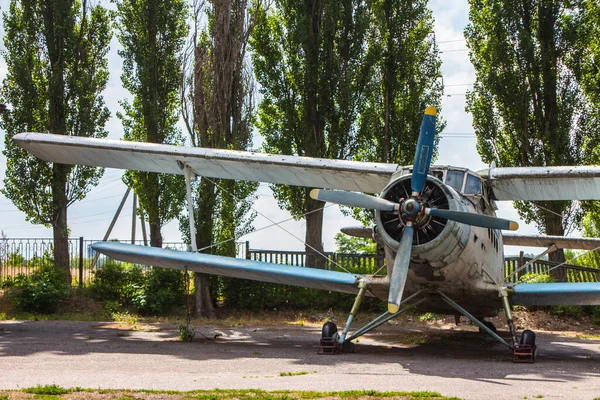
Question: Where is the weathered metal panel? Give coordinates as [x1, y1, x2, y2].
[503, 234, 600, 250]
[14, 133, 396, 193]
[91, 241, 361, 294]
[511, 282, 600, 305]
[479, 166, 600, 201]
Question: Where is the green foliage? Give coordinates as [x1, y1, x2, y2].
[178, 324, 196, 342]
[88, 262, 145, 306]
[465, 0, 600, 241]
[221, 280, 383, 312]
[131, 267, 185, 315]
[334, 233, 376, 254]
[116, 0, 189, 246]
[22, 385, 70, 395]
[0, 0, 112, 273]
[6, 265, 71, 314]
[551, 305, 584, 319]
[518, 273, 556, 284]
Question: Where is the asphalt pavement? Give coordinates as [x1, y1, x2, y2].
[1, 320, 599, 399]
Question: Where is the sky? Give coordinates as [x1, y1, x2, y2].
[0, 0, 541, 255]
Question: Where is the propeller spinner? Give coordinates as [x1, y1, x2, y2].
[310, 107, 518, 314]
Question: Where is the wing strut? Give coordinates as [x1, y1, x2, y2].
[180, 162, 198, 252]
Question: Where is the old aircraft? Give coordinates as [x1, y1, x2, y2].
[13, 107, 600, 361]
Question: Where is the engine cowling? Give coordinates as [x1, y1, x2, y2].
[374, 175, 470, 268]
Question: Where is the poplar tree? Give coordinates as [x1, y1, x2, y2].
[465, 0, 600, 267]
[180, 0, 259, 317]
[251, 0, 372, 268]
[1, 0, 112, 281]
[116, 0, 189, 248]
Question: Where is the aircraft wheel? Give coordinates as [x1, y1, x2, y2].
[321, 321, 338, 338]
[320, 321, 338, 354]
[478, 320, 497, 334]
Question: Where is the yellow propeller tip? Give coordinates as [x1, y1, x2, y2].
[425, 106, 437, 116]
[309, 189, 320, 200]
[509, 221, 519, 231]
[388, 303, 400, 314]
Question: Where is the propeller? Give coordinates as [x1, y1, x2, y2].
[309, 106, 519, 313]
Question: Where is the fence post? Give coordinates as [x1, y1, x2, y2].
[79, 237, 84, 288]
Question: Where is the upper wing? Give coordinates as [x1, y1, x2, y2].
[510, 282, 600, 306]
[91, 242, 361, 294]
[479, 166, 600, 201]
[13, 133, 396, 193]
[503, 234, 600, 250]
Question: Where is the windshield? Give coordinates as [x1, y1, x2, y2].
[446, 170, 464, 191]
[465, 174, 482, 195]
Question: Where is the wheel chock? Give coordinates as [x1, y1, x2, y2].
[513, 344, 535, 363]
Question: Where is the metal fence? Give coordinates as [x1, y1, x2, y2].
[0, 237, 245, 286]
[1, 237, 599, 286]
[504, 256, 600, 283]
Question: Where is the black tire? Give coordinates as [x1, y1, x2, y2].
[520, 329, 536, 346]
[321, 321, 338, 338]
[478, 320, 497, 334]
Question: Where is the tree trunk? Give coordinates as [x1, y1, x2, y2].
[305, 193, 325, 269]
[193, 178, 217, 318]
[543, 202, 567, 281]
[194, 273, 215, 318]
[52, 163, 71, 283]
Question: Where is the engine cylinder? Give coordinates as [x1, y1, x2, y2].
[375, 175, 470, 268]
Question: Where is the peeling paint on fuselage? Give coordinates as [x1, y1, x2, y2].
[368, 167, 505, 317]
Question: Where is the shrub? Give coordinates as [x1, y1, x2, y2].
[89, 262, 144, 305]
[7, 265, 71, 314]
[131, 267, 185, 315]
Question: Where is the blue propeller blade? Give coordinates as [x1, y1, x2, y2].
[388, 224, 414, 313]
[411, 107, 437, 195]
[427, 208, 519, 231]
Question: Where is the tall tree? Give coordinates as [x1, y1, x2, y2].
[350, 0, 444, 225]
[251, 0, 373, 268]
[180, 0, 259, 317]
[1, 0, 112, 281]
[465, 0, 600, 268]
[116, 0, 189, 248]
[356, 0, 443, 165]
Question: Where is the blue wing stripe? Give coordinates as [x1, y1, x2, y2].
[511, 282, 600, 306]
[91, 242, 360, 294]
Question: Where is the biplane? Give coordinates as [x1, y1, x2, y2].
[14, 107, 600, 361]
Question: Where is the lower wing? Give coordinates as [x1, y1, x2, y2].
[510, 282, 600, 306]
[91, 242, 361, 295]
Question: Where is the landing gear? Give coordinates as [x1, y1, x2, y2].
[514, 329, 537, 363]
[319, 322, 338, 354]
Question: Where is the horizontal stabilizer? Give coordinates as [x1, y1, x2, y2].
[340, 226, 373, 238]
[14, 133, 395, 193]
[91, 242, 361, 294]
[503, 234, 600, 250]
[510, 282, 600, 306]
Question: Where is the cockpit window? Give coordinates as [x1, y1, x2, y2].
[465, 174, 482, 195]
[431, 171, 443, 181]
[446, 170, 464, 191]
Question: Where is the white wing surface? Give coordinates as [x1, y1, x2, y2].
[13, 133, 396, 193]
[479, 166, 600, 201]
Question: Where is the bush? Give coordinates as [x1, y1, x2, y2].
[131, 267, 185, 315]
[89, 262, 144, 305]
[518, 273, 556, 284]
[7, 265, 71, 314]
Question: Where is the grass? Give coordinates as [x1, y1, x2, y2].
[0, 387, 461, 400]
[279, 371, 310, 376]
